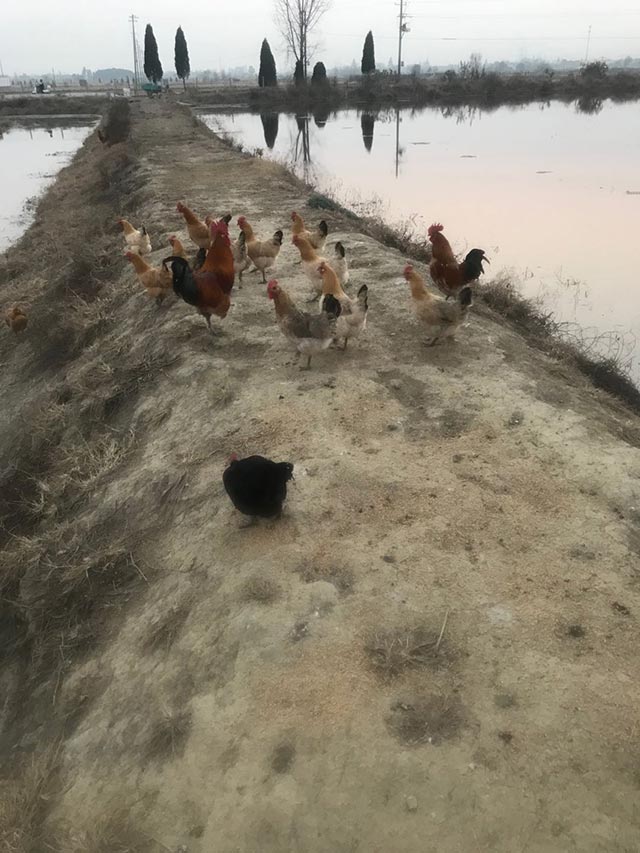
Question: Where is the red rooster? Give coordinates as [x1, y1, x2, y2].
[427, 223, 489, 299]
[163, 219, 234, 335]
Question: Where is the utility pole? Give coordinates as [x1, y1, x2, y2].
[130, 14, 140, 90]
[584, 24, 592, 63]
[397, 0, 410, 77]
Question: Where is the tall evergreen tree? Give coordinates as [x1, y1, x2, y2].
[361, 31, 376, 74]
[311, 62, 327, 85]
[293, 60, 305, 86]
[258, 39, 278, 87]
[174, 26, 190, 89]
[144, 24, 163, 83]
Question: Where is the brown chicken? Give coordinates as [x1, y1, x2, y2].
[237, 216, 283, 283]
[163, 219, 235, 334]
[125, 252, 173, 304]
[292, 234, 327, 292]
[291, 211, 329, 252]
[4, 306, 28, 334]
[267, 279, 341, 369]
[168, 235, 188, 260]
[403, 264, 472, 345]
[176, 202, 211, 249]
[427, 223, 489, 299]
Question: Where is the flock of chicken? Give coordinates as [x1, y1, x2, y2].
[114, 203, 489, 370]
[3, 201, 488, 521]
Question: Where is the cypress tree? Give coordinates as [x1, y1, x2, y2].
[361, 31, 376, 74]
[311, 62, 327, 85]
[258, 39, 278, 87]
[174, 27, 190, 89]
[293, 60, 305, 86]
[144, 24, 163, 83]
[260, 112, 280, 148]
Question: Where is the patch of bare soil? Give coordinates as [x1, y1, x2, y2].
[1, 97, 640, 852]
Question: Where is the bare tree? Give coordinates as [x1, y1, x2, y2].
[275, 0, 330, 81]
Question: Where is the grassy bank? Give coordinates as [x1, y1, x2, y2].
[0, 94, 109, 118]
[186, 68, 640, 111]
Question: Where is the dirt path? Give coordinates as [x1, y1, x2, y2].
[1, 97, 640, 852]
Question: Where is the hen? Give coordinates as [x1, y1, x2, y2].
[223, 454, 294, 522]
[332, 241, 350, 287]
[267, 279, 341, 369]
[168, 235, 188, 261]
[118, 219, 151, 255]
[176, 202, 211, 249]
[403, 263, 472, 345]
[237, 216, 283, 282]
[428, 223, 489, 299]
[125, 252, 173, 305]
[292, 233, 327, 292]
[317, 262, 368, 350]
[163, 219, 234, 334]
[232, 231, 250, 283]
[291, 211, 328, 252]
[4, 306, 28, 334]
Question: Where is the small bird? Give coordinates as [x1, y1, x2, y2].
[4, 306, 28, 334]
[223, 454, 294, 524]
[118, 219, 151, 255]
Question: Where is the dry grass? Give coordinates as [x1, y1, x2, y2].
[142, 603, 192, 653]
[365, 625, 451, 680]
[0, 743, 61, 853]
[387, 695, 465, 745]
[241, 575, 282, 604]
[480, 278, 640, 412]
[143, 708, 192, 764]
[55, 808, 161, 853]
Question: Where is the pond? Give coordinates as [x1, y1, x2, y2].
[0, 120, 96, 246]
[203, 100, 640, 382]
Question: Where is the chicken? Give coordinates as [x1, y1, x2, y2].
[427, 223, 489, 299]
[125, 252, 173, 305]
[267, 279, 342, 369]
[223, 454, 294, 523]
[332, 241, 350, 287]
[317, 262, 368, 350]
[168, 235, 188, 260]
[4, 306, 28, 334]
[232, 231, 250, 283]
[291, 211, 328, 252]
[118, 219, 151, 255]
[403, 264, 472, 345]
[176, 202, 211, 250]
[237, 217, 283, 283]
[163, 218, 234, 334]
[292, 233, 327, 292]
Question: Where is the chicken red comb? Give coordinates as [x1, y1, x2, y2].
[403, 263, 414, 278]
[291, 211, 297, 219]
[237, 215, 246, 226]
[229, 452, 239, 462]
[427, 223, 444, 237]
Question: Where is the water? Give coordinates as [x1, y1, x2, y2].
[0, 120, 96, 246]
[203, 101, 640, 379]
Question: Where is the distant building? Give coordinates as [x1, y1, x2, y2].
[0, 76, 12, 88]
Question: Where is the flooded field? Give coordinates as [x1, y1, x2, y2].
[0, 120, 95, 246]
[204, 100, 640, 379]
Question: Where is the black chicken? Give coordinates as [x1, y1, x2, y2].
[223, 455, 294, 521]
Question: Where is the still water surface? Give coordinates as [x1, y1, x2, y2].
[0, 121, 95, 246]
[204, 101, 640, 379]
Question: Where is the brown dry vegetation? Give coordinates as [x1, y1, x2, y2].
[1, 97, 640, 852]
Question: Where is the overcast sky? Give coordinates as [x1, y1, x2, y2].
[3, 0, 640, 75]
